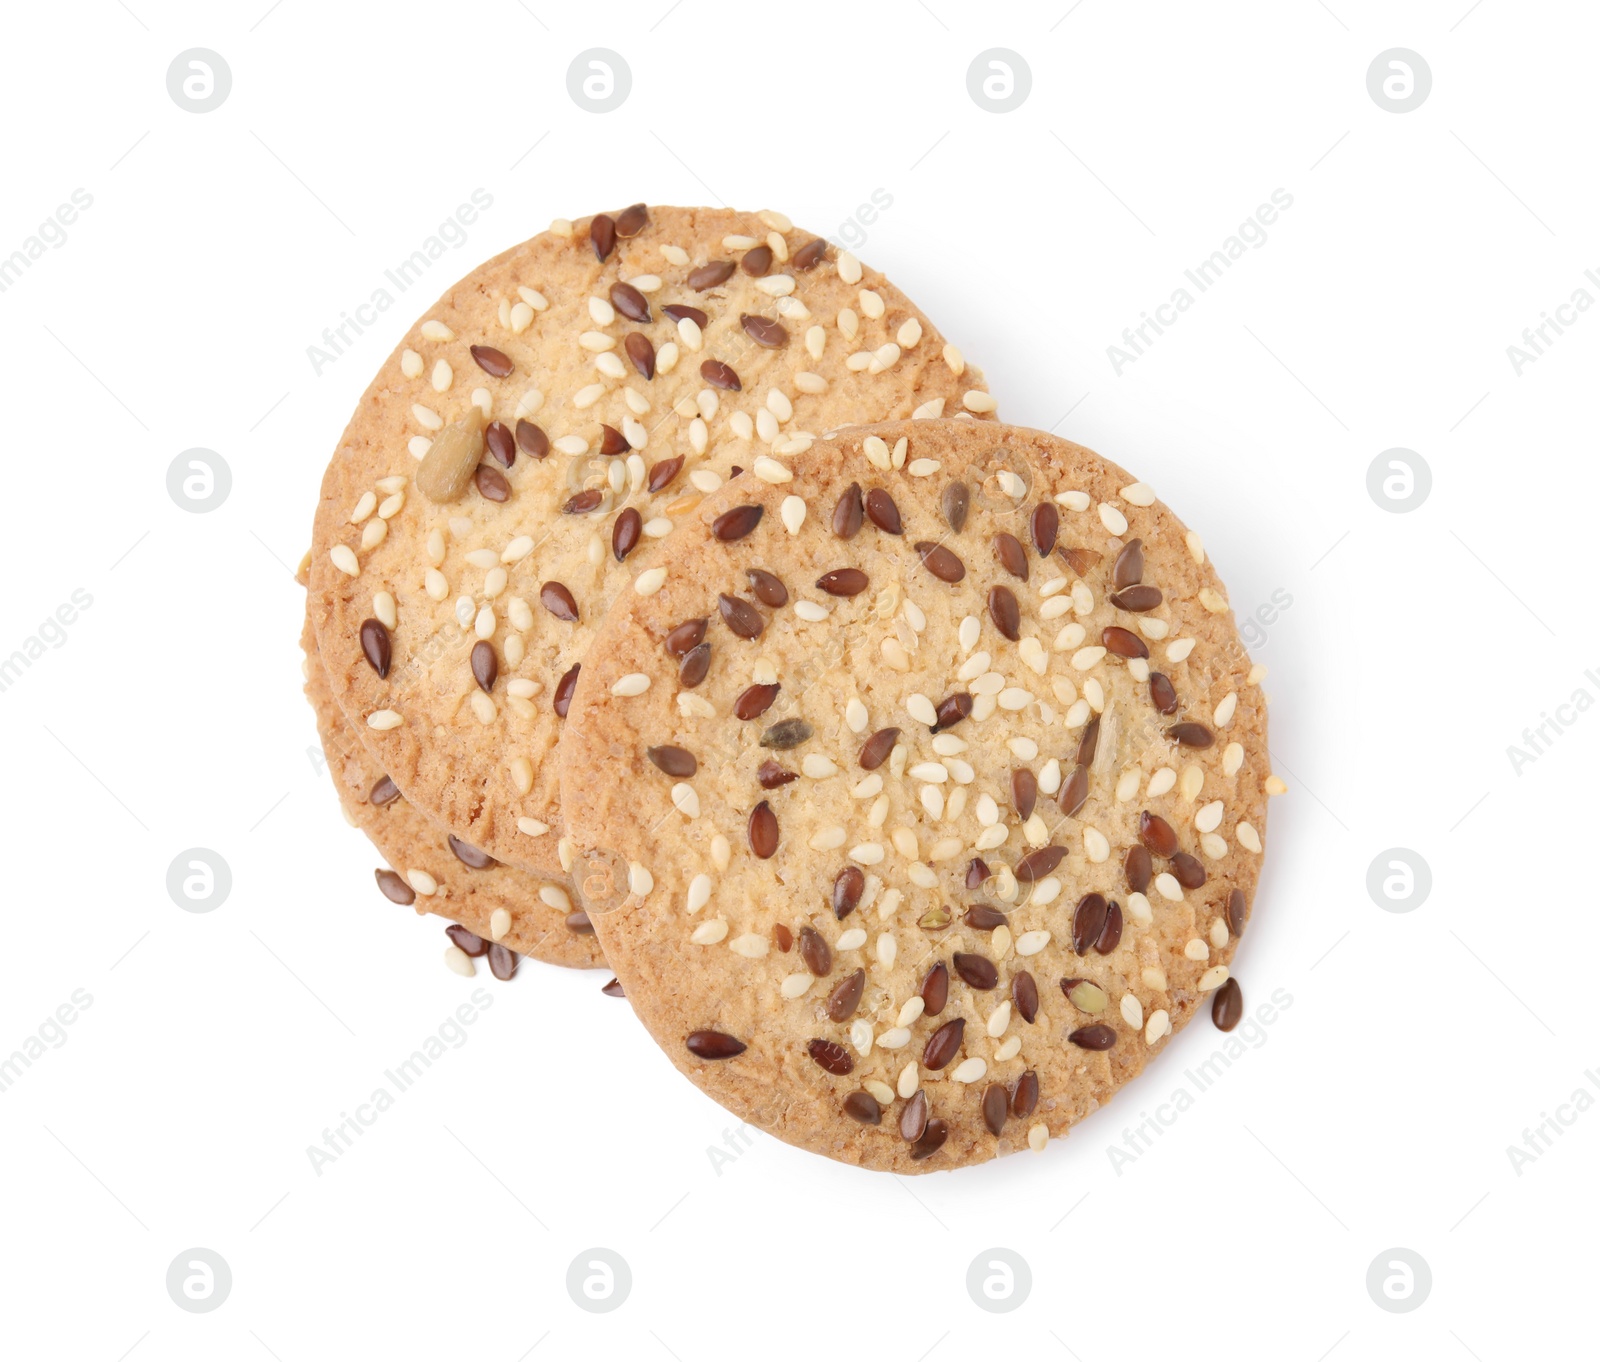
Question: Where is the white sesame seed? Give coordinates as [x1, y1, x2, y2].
[1083, 827, 1110, 862]
[1237, 822, 1262, 853]
[330, 545, 360, 576]
[469, 692, 496, 724]
[420, 320, 454, 341]
[908, 458, 941, 477]
[634, 567, 667, 597]
[367, 709, 402, 730]
[877, 1026, 912, 1051]
[516, 817, 549, 836]
[780, 495, 806, 535]
[1146, 1010, 1171, 1043]
[1265, 775, 1288, 796]
[444, 945, 475, 977]
[1028, 1123, 1049, 1151]
[408, 436, 430, 458]
[809, 825, 846, 851]
[850, 843, 885, 865]
[1199, 965, 1230, 992]
[853, 1019, 875, 1055]
[963, 390, 998, 413]
[407, 869, 438, 895]
[1056, 490, 1091, 512]
[1195, 800, 1224, 833]
[1015, 929, 1052, 957]
[1121, 481, 1155, 506]
[1201, 833, 1228, 859]
[836, 251, 862, 284]
[400, 348, 423, 378]
[1072, 646, 1107, 671]
[611, 673, 650, 697]
[1199, 587, 1229, 613]
[912, 397, 946, 419]
[1154, 872, 1184, 902]
[729, 933, 767, 958]
[671, 784, 700, 818]
[751, 455, 790, 485]
[474, 605, 495, 640]
[1184, 938, 1210, 962]
[691, 919, 728, 946]
[952, 1057, 988, 1084]
[781, 972, 811, 999]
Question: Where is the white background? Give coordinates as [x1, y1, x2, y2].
[1, 1, 1594, 1358]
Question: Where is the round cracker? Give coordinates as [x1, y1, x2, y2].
[560, 420, 1275, 1172]
[307, 205, 992, 876]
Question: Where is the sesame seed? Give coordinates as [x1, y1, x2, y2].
[1265, 775, 1288, 796]
[729, 933, 767, 958]
[1098, 502, 1129, 535]
[400, 349, 423, 378]
[611, 673, 650, 697]
[1195, 800, 1224, 833]
[908, 458, 940, 477]
[516, 817, 549, 836]
[1120, 994, 1144, 1028]
[809, 826, 846, 851]
[1056, 490, 1091, 511]
[691, 919, 728, 945]
[1199, 587, 1229, 613]
[330, 545, 360, 576]
[1121, 481, 1155, 506]
[469, 692, 496, 724]
[444, 945, 475, 977]
[780, 495, 806, 534]
[952, 1057, 988, 1084]
[963, 390, 997, 413]
[877, 1026, 911, 1050]
[1237, 823, 1262, 853]
[1145, 1010, 1171, 1043]
[420, 320, 454, 341]
[1028, 1124, 1049, 1151]
[781, 972, 811, 998]
[367, 709, 402, 730]
[1015, 929, 1051, 957]
[836, 251, 862, 284]
[1083, 827, 1110, 862]
[912, 397, 946, 420]
[1184, 938, 1210, 962]
[1198, 964, 1230, 991]
[510, 756, 534, 795]
[635, 567, 667, 596]
[408, 869, 438, 895]
[1180, 766, 1205, 802]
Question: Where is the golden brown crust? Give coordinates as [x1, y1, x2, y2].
[306, 205, 991, 876]
[560, 420, 1273, 1172]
